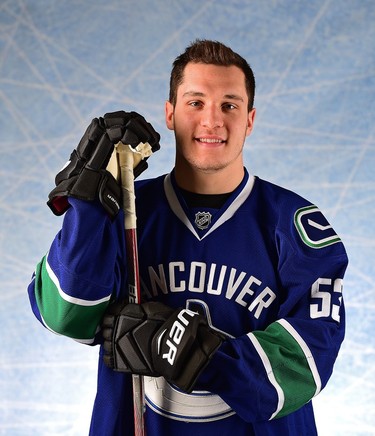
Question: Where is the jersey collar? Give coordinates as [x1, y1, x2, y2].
[164, 169, 255, 241]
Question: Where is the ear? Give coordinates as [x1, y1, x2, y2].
[246, 108, 256, 137]
[165, 100, 175, 131]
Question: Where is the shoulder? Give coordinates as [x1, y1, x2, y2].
[135, 174, 167, 194]
[251, 176, 313, 232]
[253, 177, 308, 208]
[252, 176, 347, 258]
[134, 174, 170, 218]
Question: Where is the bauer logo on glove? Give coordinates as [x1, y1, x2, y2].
[156, 308, 198, 366]
[101, 301, 224, 393]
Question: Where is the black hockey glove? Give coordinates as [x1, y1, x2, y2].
[102, 301, 224, 393]
[47, 111, 160, 218]
[103, 111, 160, 178]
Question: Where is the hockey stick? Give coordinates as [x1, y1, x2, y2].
[113, 141, 153, 436]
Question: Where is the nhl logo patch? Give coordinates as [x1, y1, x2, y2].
[195, 211, 212, 230]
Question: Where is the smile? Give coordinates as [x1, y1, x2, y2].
[196, 138, 225, 143]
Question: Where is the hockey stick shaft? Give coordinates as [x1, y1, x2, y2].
[116, 141, 151, 436]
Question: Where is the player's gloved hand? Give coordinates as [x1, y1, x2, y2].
[47, 111, 160, 218]
[102, 301, 224, 393]
[103, 111, 160, 178]
[102, 300, 174, 376]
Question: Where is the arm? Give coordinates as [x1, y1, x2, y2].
[197, 232, 348, 422]
[28, 111, 160, 344]
[102, 248, 346, 418]
[28, 198, 126, 344]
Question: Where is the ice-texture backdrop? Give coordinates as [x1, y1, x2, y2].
[0, 1, 374, 434]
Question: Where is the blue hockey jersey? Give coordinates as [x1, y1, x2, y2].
[28, 169, 348, 435]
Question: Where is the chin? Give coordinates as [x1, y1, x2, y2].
[192, 161, 229, 173]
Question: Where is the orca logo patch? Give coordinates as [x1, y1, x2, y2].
[294, 205, 341, 248]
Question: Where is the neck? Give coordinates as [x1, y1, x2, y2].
[174, 159, 245, 194]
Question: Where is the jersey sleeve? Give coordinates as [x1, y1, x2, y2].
[27, 198, 127, 344]
[197, 206, 348, 423]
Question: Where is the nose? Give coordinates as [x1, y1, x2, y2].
[200, 105, 224, 129]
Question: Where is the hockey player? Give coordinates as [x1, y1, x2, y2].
[28, 40, 348, 435]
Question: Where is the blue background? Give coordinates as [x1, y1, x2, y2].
[1, 1, 374, 434]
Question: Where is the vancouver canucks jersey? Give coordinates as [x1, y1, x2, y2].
[28, 169, 348, 435]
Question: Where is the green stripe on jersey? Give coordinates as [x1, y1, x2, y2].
[34, 255, 110, 341]
[251, 320, 319, 419]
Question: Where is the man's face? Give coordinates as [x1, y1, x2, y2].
[165, 62, 255, 176]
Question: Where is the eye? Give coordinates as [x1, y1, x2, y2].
[188, 101, 203, 108]
[222, 103, 237, 111]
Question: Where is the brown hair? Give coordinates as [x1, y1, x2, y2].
[169, 39, 255, 111]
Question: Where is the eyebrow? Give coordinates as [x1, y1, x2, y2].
[182, 91, 244, 102]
